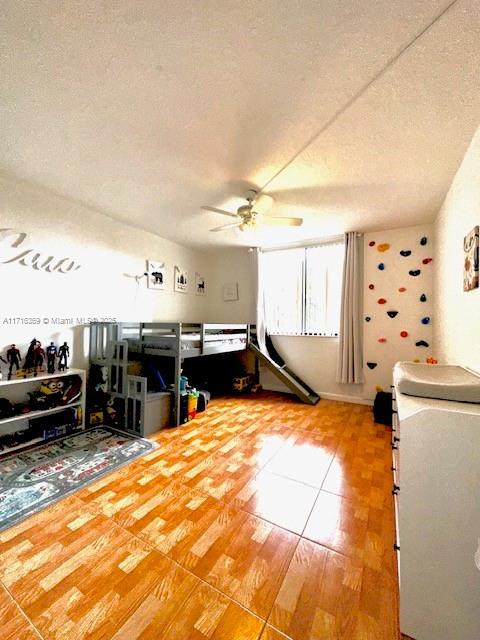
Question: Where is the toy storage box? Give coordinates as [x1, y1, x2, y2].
[143, 391, 171, 435]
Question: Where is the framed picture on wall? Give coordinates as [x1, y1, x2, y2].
[147, 260, 166, 290]
[195, 273, 206, 295]
[222, 282, 238, 301]
[463, 225, 479, 291]
[174, 266, 188, 293]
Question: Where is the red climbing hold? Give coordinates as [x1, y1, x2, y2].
[400, 331, 408, 338]
[377, 298, 387, 304]
[368, 283, 375, 290]
[398, 287, 407, 293]
[378, 337, 387, 343]
[369, 240, 376, 247]
[422, 258, 433, 264]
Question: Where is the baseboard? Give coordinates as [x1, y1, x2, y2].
[261, 382, 373, 407]
[318, 392, 373, 406]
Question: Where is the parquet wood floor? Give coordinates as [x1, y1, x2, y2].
[0, 392, 399, 639]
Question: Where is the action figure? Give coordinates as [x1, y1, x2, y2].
[58, 342, 70, 371]
[6, 344, 22, 380]
[33, 341, 45, 375]
[46, 342, 57, 374]
[24, 338, 37, 370]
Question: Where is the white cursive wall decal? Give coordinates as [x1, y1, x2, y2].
[0, 228, 82, 274]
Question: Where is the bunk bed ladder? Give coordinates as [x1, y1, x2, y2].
[126, 375, 146, 435]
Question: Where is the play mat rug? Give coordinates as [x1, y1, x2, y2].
[0, 427, 157, 532]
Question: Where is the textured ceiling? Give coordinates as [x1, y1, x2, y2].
[1, 0, 480, 248]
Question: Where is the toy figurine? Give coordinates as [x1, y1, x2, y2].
[24, 338, 37, 370]
[46, 342, 57, 374]
[33, 341, 45, 375]
[58, 342, 70, 371]
[6, 344, 22, 380]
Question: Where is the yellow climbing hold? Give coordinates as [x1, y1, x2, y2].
[377, 243, 390, 252]
[375, 385, 383, 392]
[413, 359, 420, 363]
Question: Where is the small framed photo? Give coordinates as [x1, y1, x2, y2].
[222, 282, 238, 301]
[464, 226, 479, 291]
[174, 266, 188, 293]
[195, 273, 206, 295]
[147, 260, 165, 290]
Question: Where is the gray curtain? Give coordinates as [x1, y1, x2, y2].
[252, 248, 267, 353]
[336, 232, 364, 383]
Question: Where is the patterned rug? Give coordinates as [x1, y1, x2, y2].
[0, 427, 157, 532]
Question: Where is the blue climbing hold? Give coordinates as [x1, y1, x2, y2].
[416, 340, 429, 347]
[387, 310, 398, 318]
[367, 362, 377, 369]
[409, 269, 421, 276]
[421, 317, 430, 325]
[420, 236, 427, 246]
[420, 293, 427, 302]
[400, 250, 411, 257]
[378, 263, 385, 270]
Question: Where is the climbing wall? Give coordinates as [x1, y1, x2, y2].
[363, 224, 434, 400]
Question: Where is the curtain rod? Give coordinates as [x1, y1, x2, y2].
[251, 232, 363, 253]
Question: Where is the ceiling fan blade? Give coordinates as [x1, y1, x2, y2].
[201, 206, 238, 218]
[263, 215, 303, 227]
[210, 222, 242, 232]
[252, 193, 274, 214]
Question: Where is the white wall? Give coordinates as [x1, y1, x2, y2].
[434, 126, 480, 372]
[203, 249, 255, 324]
[0, 174, 214, 371]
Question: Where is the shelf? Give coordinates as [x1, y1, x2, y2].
[0, 368, 85, 388]
[0, 401, 82, 427]
[0, 437, 43, 455]
[0, 427, 85, 457]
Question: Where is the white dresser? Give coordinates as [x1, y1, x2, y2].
[393, 375, 480, 640]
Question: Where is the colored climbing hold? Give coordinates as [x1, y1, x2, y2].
[413, 359, 420, 363]
[409, 269, 421, 276]
[377, 298, 387, 304]
[368, 283, 375, 290]
[387, 310, 398, 318]
[378, 337, 387, 343]
[377, 243, 390, 252]
[378, 263, 385, 270]
[398, 287, 407, 293]
[400, 331, 408, 338]
[369, 240, 376, 247]
[421, 317, 431, 325]
[420, 236, 427, 246]
[422, 258, 433, 264]
[366, 362, 377, 369]
[420, 293, 427, 302]
[365, 316, 371, 322]
[400, 250, 411, 257]
[416, 340, 429, 347]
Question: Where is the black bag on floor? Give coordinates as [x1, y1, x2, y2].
[373, 391, 392, 426]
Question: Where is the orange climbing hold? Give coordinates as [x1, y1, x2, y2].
[377, 243, 390, 252]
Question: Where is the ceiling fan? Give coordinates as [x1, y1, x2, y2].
[202, 189, 303, 232]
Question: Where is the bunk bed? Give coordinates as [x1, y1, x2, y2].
[89, 322, 250, 430]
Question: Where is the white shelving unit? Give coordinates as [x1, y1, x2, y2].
[0, 368, 86, 456]
[393, 372, 480, 640]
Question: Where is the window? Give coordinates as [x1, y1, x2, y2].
[262, 241, 344, 336]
